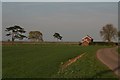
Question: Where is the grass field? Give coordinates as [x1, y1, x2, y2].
[0, 45, 2, 79]
[2, 44, 118, 78]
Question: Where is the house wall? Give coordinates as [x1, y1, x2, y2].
[81, 41, 89, 46]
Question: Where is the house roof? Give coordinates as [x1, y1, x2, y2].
[82, 39, 90, 43]
[81, 35, 93, 43]
[82, 35, 93, 40]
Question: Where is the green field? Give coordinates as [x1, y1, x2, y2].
[2, 44, 118, 78]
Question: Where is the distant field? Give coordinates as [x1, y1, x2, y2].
[0, 45, 2, 78]
[2, 43, 118, 78]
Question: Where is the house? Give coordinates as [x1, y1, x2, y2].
[81, 35, 93, 46]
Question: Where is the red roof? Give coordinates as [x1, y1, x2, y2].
[82, 35, 93, 43]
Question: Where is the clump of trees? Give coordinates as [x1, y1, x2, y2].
[100, 24, 117, 42]
[28, 31, 43, 42]
[118, 31, 120, 40]
[53, 33, 62, 41]
[5, 24, 120, 44]
[5, 25, 27, 41]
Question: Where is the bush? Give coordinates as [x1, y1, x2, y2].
[90, 42, 117, 46]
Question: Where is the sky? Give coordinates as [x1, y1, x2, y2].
[2, 2, 118, 42]
[1, 0, 120, 2]
[0, 1, 1, 41]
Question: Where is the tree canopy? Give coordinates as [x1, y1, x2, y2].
[28, 31, 43, 42]
[53, 33, 62, 41]
[5, 25, 27, 41]
[100, 24, 117, 42]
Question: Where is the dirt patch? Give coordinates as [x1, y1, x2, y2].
[59, 53, 85, 73]
[96, 47, 120, 77]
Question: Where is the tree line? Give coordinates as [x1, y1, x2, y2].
[5, 24, 120, 42]
[5, 25, 62, 42]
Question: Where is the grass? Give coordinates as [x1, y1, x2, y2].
[2, 44, 118, 78]
[54, 45, 117, 78]
[0, 45, 2, 79]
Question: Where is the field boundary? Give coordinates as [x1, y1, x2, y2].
[2, 41, 79, 45]
[59, 53, 85, 72]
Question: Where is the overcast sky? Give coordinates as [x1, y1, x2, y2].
[1, 0, 119, 2]
[2, 2, 118, 42]
[0, 1, 1, 41]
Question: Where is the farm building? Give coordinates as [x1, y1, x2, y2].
[81, 35, 93, 46]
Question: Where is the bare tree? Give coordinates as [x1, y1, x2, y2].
[118, 31, 120, 41]
[100, 24, 117, 42]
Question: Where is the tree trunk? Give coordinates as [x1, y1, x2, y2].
[12, 37, 14, 42]
[11, 35, 14, 45]
[108, 38, 111, 42]
[12, 31, 15, 42]
[11, 37, 14, 45]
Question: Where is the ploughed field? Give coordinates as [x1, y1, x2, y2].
[2, 43, 118, 78]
